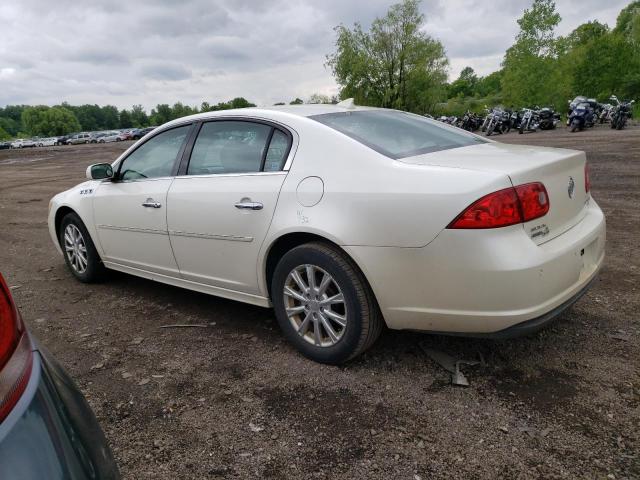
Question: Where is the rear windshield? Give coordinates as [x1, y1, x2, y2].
[311, 110, 486, 159]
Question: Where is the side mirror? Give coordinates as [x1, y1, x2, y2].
[86, 163, 113, 180]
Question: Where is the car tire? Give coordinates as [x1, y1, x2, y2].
[272, 242, 383, 364]
[59, 212, 107, 283]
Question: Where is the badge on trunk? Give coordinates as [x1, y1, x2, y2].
[568, 176, 575, 199]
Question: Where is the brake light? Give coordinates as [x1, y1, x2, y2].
[448, 182, 549, 229]
[0, 273, 33, 423]
[585, 163, 590, 193]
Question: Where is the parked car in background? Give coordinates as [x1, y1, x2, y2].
[0, 142, 10, 150]
[10, 139, 36, 148]
[56, 134, 75, 146]
[98, 131, 121, 143]
[117, 129, 136, 141]
[0, 272, 120, 479]
[36, 137, 58, 147]
[131, 127, 156, 140]
[48, 101, 605, 364]
[89, 132, 107, 143]
[66, 133, 92, 145]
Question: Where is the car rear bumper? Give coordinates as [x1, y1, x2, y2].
[345, 198, 605, 334]
[0, 340, 119, 479]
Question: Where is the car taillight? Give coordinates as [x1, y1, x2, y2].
[0, 273, 33, 423]
[448, 182, 549, 229]
[585, 163, 590, 193]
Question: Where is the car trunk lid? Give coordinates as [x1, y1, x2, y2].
[400, 142, 589, 244]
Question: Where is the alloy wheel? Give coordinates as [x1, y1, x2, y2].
[283, 264, 347, 347]
[64, 224, 88, 274]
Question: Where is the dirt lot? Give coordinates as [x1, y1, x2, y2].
[1, 125, 638, 479]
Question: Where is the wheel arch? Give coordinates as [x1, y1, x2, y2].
[262, 232, 380, 312]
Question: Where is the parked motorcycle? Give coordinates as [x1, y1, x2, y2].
[609, 95, 635, 130]
[459, 110, 481, 132]
[598, 103, 613, 124]
[568, 96, 588, 125]
[518, 108, 539, 134]
[485, 108, 510, 136]
[569, 101, 596, 132]
[538, 107, 559, 130]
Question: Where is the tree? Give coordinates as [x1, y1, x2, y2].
[20, 106, 80, 136]
[130, 104, 149, 127]
[39, 107, 81, 136]
[0, 126, 10, 140]
[327, 0, 448, 113]
[307, 93, 333, 104]
[119, 109, 133, 128]
[501, 0, 562, 107]
[448, 66, 478, 98]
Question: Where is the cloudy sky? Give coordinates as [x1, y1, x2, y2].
[0, 0, 629, 110]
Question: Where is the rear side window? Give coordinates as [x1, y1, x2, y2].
[311, 110, 486, 159]
[187, 121, 291, 175]
[264, 130, 290, 172]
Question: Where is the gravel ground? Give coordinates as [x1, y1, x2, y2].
[0, 125, 638, 479]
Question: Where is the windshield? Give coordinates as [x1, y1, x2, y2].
[311, 110, 486, 159]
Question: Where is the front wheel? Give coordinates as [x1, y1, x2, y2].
[272, 242, 383, 364]
[59, 212, 107, 283]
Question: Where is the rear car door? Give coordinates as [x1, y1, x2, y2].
[92, 124, 192, 276]
[167, 120, 292, 295]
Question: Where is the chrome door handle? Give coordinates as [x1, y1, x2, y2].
[142, 198, 162, 208]
[234, 201, 263, 211]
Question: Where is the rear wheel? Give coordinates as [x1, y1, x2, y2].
[59, 212, 106, 283]
[272, 242, 383, 364]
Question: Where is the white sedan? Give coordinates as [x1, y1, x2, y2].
[47, 101, 605, 364]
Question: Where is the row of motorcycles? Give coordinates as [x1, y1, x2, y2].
[438, 106, 561, 136]
[437, 94, 635, 136]
[567, 95, 635, 132]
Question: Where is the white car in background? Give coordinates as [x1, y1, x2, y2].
[11, 138, 36, 148]
[47, 101, 606, 364]
[97, 131, 121, 143]
[37, 137, 58, 147]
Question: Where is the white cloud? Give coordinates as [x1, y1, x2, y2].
[0, 0, 629, 109]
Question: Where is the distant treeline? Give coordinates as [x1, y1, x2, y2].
[0, 98, 263, 139]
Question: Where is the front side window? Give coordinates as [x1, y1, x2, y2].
[187, 121, 274, 175]
[118, 125, 190, 181]
[311, 110, 486, 159]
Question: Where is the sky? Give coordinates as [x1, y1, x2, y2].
[0, 0, 630, 110]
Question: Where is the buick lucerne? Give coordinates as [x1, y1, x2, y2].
[48, 101, 605, 364]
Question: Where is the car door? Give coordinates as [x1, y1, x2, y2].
[93, 124, 193, 277]
[167, 120, 293, 295]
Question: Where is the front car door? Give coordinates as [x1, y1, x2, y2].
[166, 120, 293, 298]
[93, 124, 192, 277]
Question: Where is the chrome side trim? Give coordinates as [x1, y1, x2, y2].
[169, 230, 254, 242]
[97, 224, 168, 236]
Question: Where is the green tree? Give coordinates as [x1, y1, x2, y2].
[0, 126, 10, 140]
[130, 104, 149, 127]
[448, 66, 478, 98]
[39, 107, 81, 135]
[501, 0, 562, 107]
[327, 0, 448, 113]
[21, 106, 49, 135]
[119, 109, 133, 128]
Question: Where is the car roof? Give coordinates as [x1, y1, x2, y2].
[159, 103, 379, 130]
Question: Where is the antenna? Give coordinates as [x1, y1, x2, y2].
[336, 98, 356, 110]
